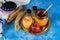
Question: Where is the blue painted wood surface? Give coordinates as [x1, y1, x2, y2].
[0, 0, 60, 40]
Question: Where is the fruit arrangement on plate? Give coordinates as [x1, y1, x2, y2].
[6, 6, 50, 34]
[22, 6, 50, 34]
[3, 5, 50, 34]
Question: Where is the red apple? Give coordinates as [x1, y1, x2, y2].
[30, 23, 41, 33]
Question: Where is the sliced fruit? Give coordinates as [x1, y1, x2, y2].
[22, 16, 33, 29]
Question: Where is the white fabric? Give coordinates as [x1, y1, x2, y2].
[0, 23, 2, 38]
[6, 0, 30, 7]
[0, 11, 9, 20]
[0, 0, 5, 3]
[0, 34, 2, 38]
[0, 23, 2, 33]
[0, 2, 2, 7]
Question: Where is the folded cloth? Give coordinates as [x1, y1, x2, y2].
[0, 19, 6, 24]
[0, 11, 9, 20]
[5, 0, 31, 7]
[0, 19, 6, 38]
[0, 2, 3, 8]
[0, 0, 5, 3]
[0, 23, 2, 37]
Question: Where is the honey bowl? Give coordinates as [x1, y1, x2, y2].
[34, 8, 49, 26]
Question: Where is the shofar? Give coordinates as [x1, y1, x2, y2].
[7, 6, 23, 23]
[15, 10, 26, 30]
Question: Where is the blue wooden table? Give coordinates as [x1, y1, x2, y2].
[0, 0, 60, 40]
